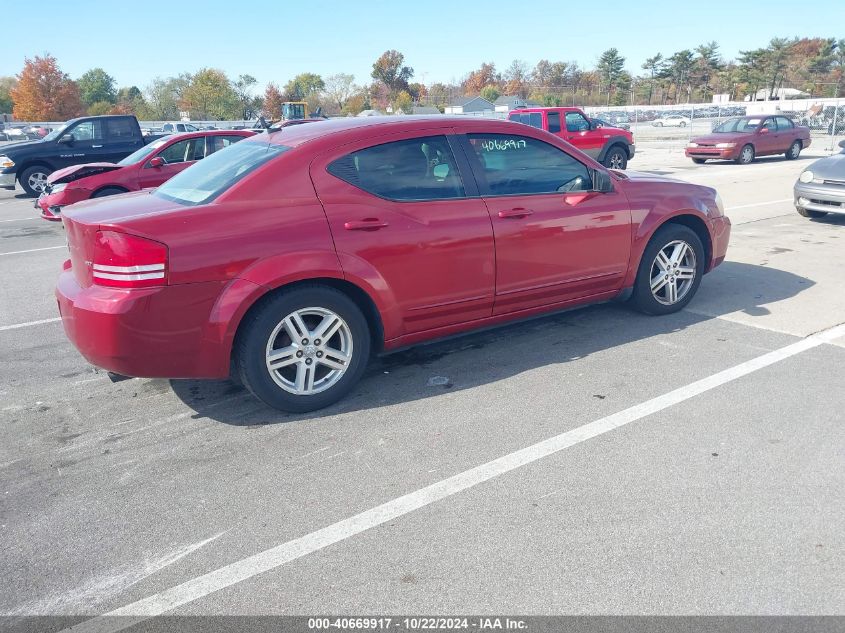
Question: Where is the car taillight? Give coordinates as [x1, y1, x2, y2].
[92, 230, 168, 288]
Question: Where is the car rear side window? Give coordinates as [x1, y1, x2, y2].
[466, 134, 591, 196]
[327, 136, 465, 201]
[508, 112, 543, 129]
[105, 117, 137, 139]
[776, 116, 794, 130]
[547, 112, 561, 133]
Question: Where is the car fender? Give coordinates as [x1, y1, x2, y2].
[621, 199, 714, 289]
[597, 137, 632, 163]
[16, 159, 55, 179]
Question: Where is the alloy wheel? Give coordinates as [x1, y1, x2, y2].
[609, 152, 625, 169]
[27, 171, 48, 193]
[265, 307, 353, 395]
[650, 240, 697, 306]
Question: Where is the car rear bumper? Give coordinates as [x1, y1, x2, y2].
[794, 182, 845, 215]
[56, 269, 232, 379]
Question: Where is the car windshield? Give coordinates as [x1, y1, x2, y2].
[713, 117, 762, 133]
[154, 140, 290, 206]
[117, 137, 171, 166]
[41, 124, 68, 142]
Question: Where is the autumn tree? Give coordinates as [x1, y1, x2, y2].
[323, 73, 358, 113]
[503, 59, 530, 97]
[283, 73, 325, 100]
[145, 74, 192, 120]
[371, 50, 414, 95]
[11, 55, 83, 120]
[480, 85, 500, 103]
[0, 77, 16, 113]
[463, 62, 498, 95]
[77, 68, 117, 106]
[113, 86, 149, 117]
[392, 90, 413, 114]
[263, 83, 284, 118]
[180, 68, 240, 119]
[232, 74, 260, 119]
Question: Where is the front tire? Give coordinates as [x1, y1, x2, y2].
[735, 144, 755, 165]
[603, 146, 628, 170]
[630, 224, 705, 315]
[679, 121, 687, 128]
[785, 141, 801, 160]
[19, 165, 51, 197]
[796, 206, 828, 219]
[235, 285, 371, 413]
[692, 158, 707, 164]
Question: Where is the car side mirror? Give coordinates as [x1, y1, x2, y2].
[838, 139, 845, 150]
[592, 169, 614, 192]
[58, 134, 73, 144]
[148, 156, 166, 168]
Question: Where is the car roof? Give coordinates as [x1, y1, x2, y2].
[259, 115, 526, 149]
[159, 129, 253, 141]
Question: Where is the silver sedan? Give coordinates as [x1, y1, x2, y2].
[795, 140, 845, 218]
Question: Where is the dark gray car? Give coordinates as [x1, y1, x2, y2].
[794, 140, 845, 219]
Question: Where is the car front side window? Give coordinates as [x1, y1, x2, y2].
[565, 112, 591, 133]
[466, 133, 592, 196]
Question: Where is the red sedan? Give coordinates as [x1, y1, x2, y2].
[686, 115, 810, 165]
[57, 117, 731, 412]
[37, 130, 254, 220]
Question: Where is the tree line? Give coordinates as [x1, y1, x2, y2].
[2, 38, 844, 122]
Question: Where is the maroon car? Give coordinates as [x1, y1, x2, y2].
[56, 116, 731, 413]
[37, 130, 254, 220]
[686, 115, 811, 165]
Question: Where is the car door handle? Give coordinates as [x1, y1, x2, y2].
[92, 144, 103, 148]
[344, 219, 389, 231]
[498, 208, 533, 219]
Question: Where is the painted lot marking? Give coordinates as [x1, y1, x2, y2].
[726, 198, 791, 211]
[0, 245, 65, 256]
[0, 216, 39, 223]
[62, 322, 845, 633]
[0, 317, 61, 332]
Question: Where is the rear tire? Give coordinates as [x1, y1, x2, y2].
[679, 121, 687, 128]
[19, 165, 51, 197]
[785, 141, 801, 160]
[235, 285, 371, 413]
[630, 224, 705, 316]
[602, 146, 628, 170]
[93, 187, 129, 198]
[796, 206, 828, 219]
[735, 144, 755, 165]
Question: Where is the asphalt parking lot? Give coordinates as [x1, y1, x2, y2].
[1, 143, 844, 631]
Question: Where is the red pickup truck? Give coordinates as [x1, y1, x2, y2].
[686, 115, 811, 165]
[508, 106, 635, 169]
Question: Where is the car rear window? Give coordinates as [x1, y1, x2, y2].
[154, 140, 290, 206]
[508, 112, 543, 129]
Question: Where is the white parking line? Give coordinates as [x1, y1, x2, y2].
[0, 217, 38, 223]
[61, 321, 845, 633]
[0, 317, 61, 332]
[726, 198, 791, 211]
[0, 245, 65, 256]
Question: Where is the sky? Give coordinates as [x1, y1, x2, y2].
[3, 0, 845, 93]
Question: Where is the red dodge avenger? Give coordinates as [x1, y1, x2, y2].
[38, 130, 254, 220]
[57, 117, 731, 412]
